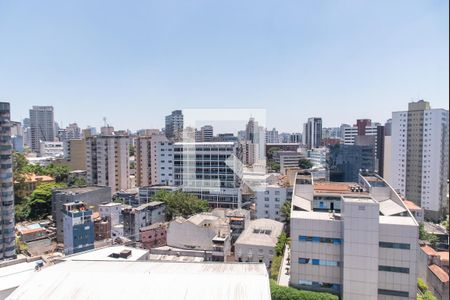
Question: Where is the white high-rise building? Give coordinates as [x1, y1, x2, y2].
[29, 106, 55, 153]
[343, 125, 379, 145]
[85, 134, 130, 193]
[199, 125, 214, 142]
[136, 134, 174, 187]
[391, 100, 449, 219]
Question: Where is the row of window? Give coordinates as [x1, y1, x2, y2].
[298, 280, 341, 291]
[379, 265, 409, 274]
[298, 235, 342, 245]
[298, 258, 340, 267]
[378, 289, 409, 297]
[379, 242, 410, 250]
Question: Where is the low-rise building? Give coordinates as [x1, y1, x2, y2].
[52, 186, 112, 242]
[140, 222, 168, 249]
[122, 201, 166, 241]
[39, 141, 64, 158]
[93, 212, 110, 241]
[166, 213, 231, 262]
[403, 199, 425, 222]
[62, 201, 94, 255]
[212, 208, 251, 244]
[417, 244, 449, 300]
[15, 173, 54, 198]
[234, 219, 284, 267]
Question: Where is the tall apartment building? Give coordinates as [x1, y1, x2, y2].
[29, 106, 55, 153]
[135, 134, 174, 187]
[290, 172, 418, 299]
[265, 128, 279, 143]
[58, 123, 81, 142]
[199, 125, 214, 142]
[85, 134, 130, 193]
[391, 100, 449, 219]
[63, 201, 94, 255]
[165, 110, 183, 141]
[174, 142, 241, 208]
[303, 117, 322, 149]
[343, 121, 380, 145]
[0, 102, 16, 259]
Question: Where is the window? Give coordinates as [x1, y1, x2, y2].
[379, 265, 409, 274]
[378, 289, 409, 298]
[379, 242, 410, 250]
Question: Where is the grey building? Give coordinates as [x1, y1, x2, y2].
[29, 106, 55, 153]
[122, 201, 166, 241]
[0, 102, 16, 259]
[303, 117, 322, 149]
[165, 110, 183, 141]
[52, 186, 112, 242]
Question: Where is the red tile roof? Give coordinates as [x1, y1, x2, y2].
[403, 200, 421, 211]
[428, 264, 449, 283]
[437, 251, 449, 265]
[421, 245, 438, 257]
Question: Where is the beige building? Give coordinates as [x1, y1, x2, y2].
[234, 218, 284, 267]
[135, 133, 174, 187]
[85, 134, 130, 193]
[62, 139, 86, 170]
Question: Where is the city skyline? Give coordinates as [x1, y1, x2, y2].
[1, 1, 448, 131]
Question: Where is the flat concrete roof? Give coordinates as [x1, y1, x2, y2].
[53, 186, 110, 194]
[7, 260, 270, 300]
[0, 261, 36, 297]
[235, 219, 284, 247]
[62, 246, 149, 262]
[379, 216, 417, 226]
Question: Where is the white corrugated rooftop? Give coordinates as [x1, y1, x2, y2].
[7, 260, 270, 300]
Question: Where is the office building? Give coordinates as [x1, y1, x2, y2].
[328, 144, 375, 182]
[135, 134, 174, 187]
[0, 102, 15, 259]
[138, 185, 180, 205]
[85, 134, 130, 193]
[174, 142, 241, 208]
[290, 172, 418, 299]
[237, 140, 256, 166]
[165, 110, 183, 141]
[274, 150, 302, 173]
[122, 201, 166, 241]
[52, 186, 112, 242]
[29, 106, 55, 153]
[391, 100, 449, 219]
[62, 201, 94, 255]
[235, 219, 284, 267]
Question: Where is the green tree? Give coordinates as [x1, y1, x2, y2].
[298, 158, 313, 170]
[153, 190, 209, 221]
[419, 223, 439, 248]
[17, 182, 66, 221]
[68, 176, 87, 187]
[129, 145, 136, 157]
[281, 200, 291, 236]
[270, 280, 338, 300]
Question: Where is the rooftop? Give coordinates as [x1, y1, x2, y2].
[428, 264, 449, 283]
[62, 246, 149, 262]
[313, 182, 368, 195]
[403, 200, 422, 211]
[421, 245, 438, 257]
[235, 219, 284, 247]
[8, 260, 270, 300]
[437, 251, 449, 265]
[54, 186, 110, 194]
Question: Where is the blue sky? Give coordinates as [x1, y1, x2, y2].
[0, 0, 448, 132]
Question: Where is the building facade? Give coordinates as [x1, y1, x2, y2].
[122, 201, 166, 241]
[63, 201, 95, 255]
[52, 186, 112, 242]
[0, 102, 15, 259]
[328, 144, 375, 182]
[29, 106, 55, 153]
[85, 134, 130, 193]
[135, 134, 174, 187]
[303, 118, 322, 149]
[391, 100, 449, 219]
[165, 110, 183, 141]
[289, 172, 418, 299]
[174, 142, 241, 208]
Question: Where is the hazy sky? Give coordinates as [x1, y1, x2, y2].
[1, 0, 448, 132]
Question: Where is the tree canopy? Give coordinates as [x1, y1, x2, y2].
[298, 158, 314, 170]
[152, 190, 209, 221]
[270, 280, 338, 300]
